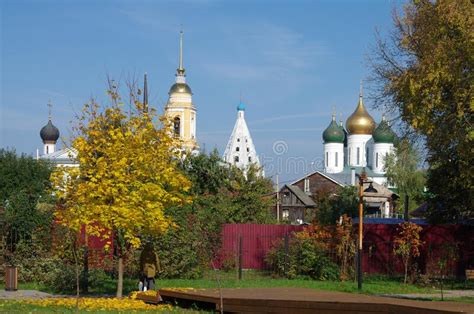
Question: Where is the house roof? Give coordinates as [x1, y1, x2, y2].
[290, 170, 344, 187]
[285, 184, 316, 207]
[40, 148, 78, 165]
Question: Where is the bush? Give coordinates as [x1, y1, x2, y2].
[42, 262, 78, 294]
[266, 231, 339, 280]
[154, 227, 203, 279]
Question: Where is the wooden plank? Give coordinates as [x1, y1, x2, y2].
[159, 288, 474, 314]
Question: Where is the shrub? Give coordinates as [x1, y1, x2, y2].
[42, 262, 78, 294]
[154, 227, 203, 279]
[265, 229, 339, 280]
[220, 252, 237, 273]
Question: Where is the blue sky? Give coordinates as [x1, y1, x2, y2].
[1, 0, 399, 183]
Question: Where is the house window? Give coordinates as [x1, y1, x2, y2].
[366, 147, 369, 165]
[237, 138, 240, 142]
[234, 156, 239, 163]
[376, 153, 379, 168]
[173, 117, 181, 137]
[335, 152, 338, 167]
[326, 152, 328, 167]
[236, 147, 240, 152]
[304, 178, 310, 193]
[46, 146, 49, 154]
[247, 147, 249, 152]
[282, 210, 289, 221]
[357, 147, 360, 165]
[248, 157, 252, 162]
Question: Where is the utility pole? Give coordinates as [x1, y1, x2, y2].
[276, 174, 280, 223]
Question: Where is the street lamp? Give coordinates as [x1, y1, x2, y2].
[357, 168, 377, 290]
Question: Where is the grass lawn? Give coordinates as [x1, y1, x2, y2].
[12, 271, 435, 296]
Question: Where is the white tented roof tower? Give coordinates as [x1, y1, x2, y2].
[223, 102, 261, 175]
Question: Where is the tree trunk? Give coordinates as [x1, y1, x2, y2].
[116, 256, 124, 298]
[70, 232, 80, 313]
[404, 261, 408, 284]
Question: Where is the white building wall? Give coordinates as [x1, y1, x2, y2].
[372, 143, 394, 174]
[223, 110, 261, 175]
[324, 142, 344, 173]
[347, 134, 372, 167]
[43, 143, 56, 155]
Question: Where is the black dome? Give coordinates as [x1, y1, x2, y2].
[40, 120, 60, 142]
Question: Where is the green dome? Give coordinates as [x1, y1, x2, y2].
[373, 116, 396, 143]
[323, 116, 345, 143]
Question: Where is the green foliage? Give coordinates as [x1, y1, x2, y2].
[315, 186, 359, 225]
[384, 139, 426, 212]
[0, 149, 53, 203]
[266, 235, 339, 281]
[0, 149, 53, 251]
[370, 0, 473, 222]
[154, 225, 203, 279]
[152, 150, 274, 279]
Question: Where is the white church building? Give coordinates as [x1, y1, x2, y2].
[322, 88, 397, 186]
[222, 102, 261, 175]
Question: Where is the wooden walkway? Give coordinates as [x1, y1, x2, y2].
[159, 287, 474, 314]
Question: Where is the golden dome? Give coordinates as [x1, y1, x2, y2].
[346, 95, 375, 135]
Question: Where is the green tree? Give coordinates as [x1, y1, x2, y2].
[0, 149, 53, 256]
[154, 151, 274, 278]
[370, 0, 473, 222]
[384, 139, 426, 213]
[316, 186, 359, 225]
[225, 164, 274, 224]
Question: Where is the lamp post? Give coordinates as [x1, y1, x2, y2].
[357, 168, 377, 290]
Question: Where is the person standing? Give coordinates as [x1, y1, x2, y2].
[139, 242, 161, 290]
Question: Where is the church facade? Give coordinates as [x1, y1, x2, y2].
[273, 87, 399, 224]
[164, 30, 199, 153]
[222, 102, 261, 175]
[322, 89, 397, 186]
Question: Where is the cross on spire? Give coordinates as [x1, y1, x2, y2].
[47, 100, 52, 120]
[177, 28, 185, 75]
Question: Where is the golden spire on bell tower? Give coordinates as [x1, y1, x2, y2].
[177, 29, 185, 76]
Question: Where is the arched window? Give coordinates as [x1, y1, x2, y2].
[357, 147, 360, 165]
[234, 156, 239, 163]
[236, 147, 240, 152]
[173, 117, 181, 137]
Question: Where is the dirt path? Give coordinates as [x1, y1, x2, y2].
[382, 289, 474, 300]
[0, 290, 56, 300]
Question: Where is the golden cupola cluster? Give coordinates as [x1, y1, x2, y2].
[345, 93, 375, 135]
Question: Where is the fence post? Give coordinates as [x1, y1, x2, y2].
[284, 233, 289, 277]
[238, 235, 243, 280]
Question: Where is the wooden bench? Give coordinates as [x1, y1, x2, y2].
[465, 269, 474, 289]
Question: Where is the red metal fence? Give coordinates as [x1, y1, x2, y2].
[216, 224, 305, 269]
[216, 223, 474, 276]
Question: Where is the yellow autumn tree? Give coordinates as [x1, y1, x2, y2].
[51, 86, 191, 297]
